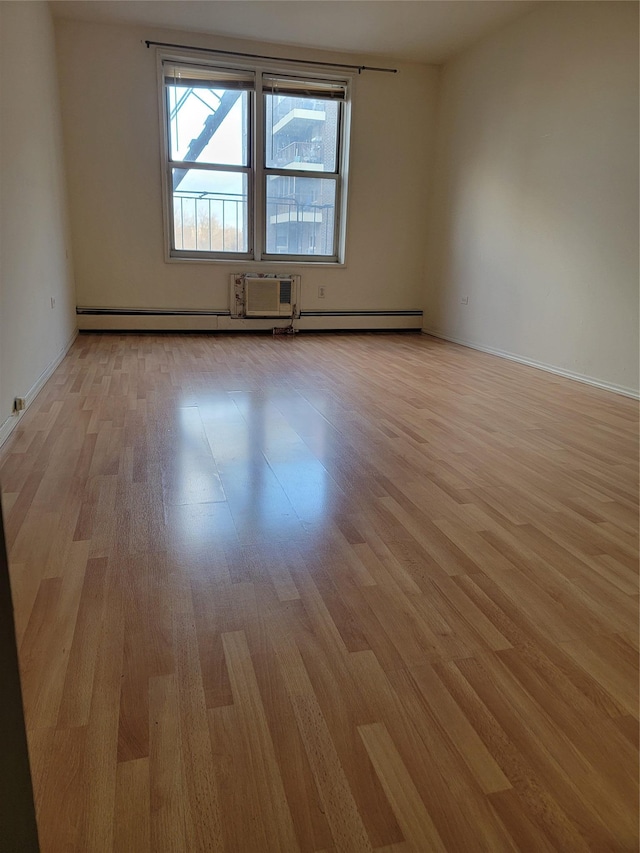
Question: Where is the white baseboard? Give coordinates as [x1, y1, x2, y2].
[0, 328, 79, 450]
[422, 329, 639, 400]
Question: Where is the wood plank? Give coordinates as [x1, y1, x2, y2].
[359, 722, 446, 852]
[149, 674, 191, 851]
[268, 620, 374, 852]
[222, 629, 300, 850]
[114, 758, 150, 853]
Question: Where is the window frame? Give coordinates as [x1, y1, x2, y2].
[157, 50, 352, 266]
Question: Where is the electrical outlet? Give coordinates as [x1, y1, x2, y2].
[14, 397, 26, 412]
[318, 286, 326, 299]
[50, 297, 56, 309]
[460, 296, 469, 305]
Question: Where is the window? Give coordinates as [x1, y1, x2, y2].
[161, 58, 350, 263]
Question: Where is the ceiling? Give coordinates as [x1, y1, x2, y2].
[50, 1, 539, 64]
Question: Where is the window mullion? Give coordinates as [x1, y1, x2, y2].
[254, 80, 264, 260]
[263, 168, 339, 180]
[169, 161, 250, 174]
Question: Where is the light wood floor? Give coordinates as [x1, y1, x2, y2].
[1, 332, 638, 852]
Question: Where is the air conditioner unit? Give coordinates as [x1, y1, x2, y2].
[244, 276, 295, 318]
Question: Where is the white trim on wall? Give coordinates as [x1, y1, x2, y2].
[422, 328, 639, 400]
[0, 329, 79, 450]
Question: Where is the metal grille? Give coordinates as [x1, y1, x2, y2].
[279, 280, 292, 305]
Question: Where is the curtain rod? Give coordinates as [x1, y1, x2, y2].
[144, 40, 398, 74]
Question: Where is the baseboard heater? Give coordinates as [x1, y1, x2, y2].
[76, 308, 230, 316]
[300, 310, 422, 317]
[76, 305, 423, 332]
[76, 308, 422, 318]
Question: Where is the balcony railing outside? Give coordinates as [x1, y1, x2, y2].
[266, 197, 335, 256]
[274, 141, 323, 168]
[173, 191, 334, 256]
[173, 192, 246, 253]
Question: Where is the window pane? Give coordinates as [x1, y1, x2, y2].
[265, 95, 338, 172]
[168, 87, 248, 166]
[266, 176, 336, 256]
[172, 169, 248, 253]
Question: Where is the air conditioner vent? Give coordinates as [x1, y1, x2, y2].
[279, 279, 292, 306]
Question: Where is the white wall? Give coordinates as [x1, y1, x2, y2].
[54, 19, 438, 326]
[424, 1, 639, 395]
[0, 1, 77, 441]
